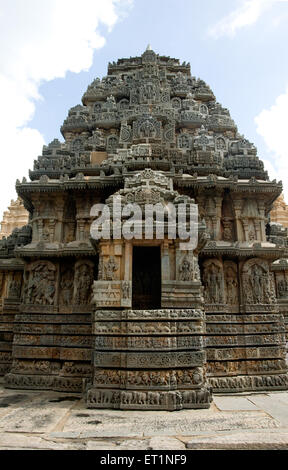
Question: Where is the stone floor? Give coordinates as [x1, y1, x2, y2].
[1, 380, 288, 450]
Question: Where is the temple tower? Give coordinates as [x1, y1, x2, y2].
[0, 198, 29, 240]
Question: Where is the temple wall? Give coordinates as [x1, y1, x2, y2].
[5, 258, 94, 392]
[0, 267, 23, 376]
[200, 256, 288, 392]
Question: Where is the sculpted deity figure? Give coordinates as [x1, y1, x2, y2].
[203, 261, 224, 304]
[242, 259, 276, 305]
[102, 256, 118, 281]
[122, 281, 130, 299]
[36, 269, 55, 305]
[225, 267, 238, 305]
[222, 221, 233, 241]
[8, 279, 22, 299]
[106, 95, 116, 108]
[141, 83, 157, 102]
[25, 262, 56, 305]
[252, 264, 264, 303]
[139, 120, 156, 138]
[277, 279, 288, 298]
[179, 256, 199, 281]
[60, 270, 74, 305]
[74, 262, 93, 304]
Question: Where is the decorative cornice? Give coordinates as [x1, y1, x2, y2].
[0, 258, 25, 270]
[14, 244, 97, 258]
[200, 242, 285, 259]
[175, 176, 282, 194]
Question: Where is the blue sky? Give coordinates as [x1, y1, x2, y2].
[1, 0, 288, 216]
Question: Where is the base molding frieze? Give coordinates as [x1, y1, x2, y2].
[86, 387, 212, 410]
[209, 374, 288, 393]
[4, 372, 83, 392]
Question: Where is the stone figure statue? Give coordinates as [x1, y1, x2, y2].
[74, 263, 93, 305]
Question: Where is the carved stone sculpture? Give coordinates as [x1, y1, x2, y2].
[24, 261, 56, 306]
[74, 261, 94, 305]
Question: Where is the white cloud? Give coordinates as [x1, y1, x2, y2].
[0, 0, 133, 220]
[255, 87, 288, 201]
[208, 0, 288, 38]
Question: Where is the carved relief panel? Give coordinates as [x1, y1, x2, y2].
[178, 253, 200, 282]
[73, 260, 94, 305]
[23, 261, 57, 306]
[7, 273, 22, 300]
[98, 255, 119, 281]
[62, 198, 76, 244]
[241, 258, 276, 305]
[221, 193, 235, 242]
[275, 272, 288, 299]
[223, 261, 239, 306]
[59, 266, 74, 306]
[133, 116, 162, 141]
[202, 259, 224, 305]
[197, 195, 222, 241]
[93, 247, 131, 307]
[241, 199, 262, 242]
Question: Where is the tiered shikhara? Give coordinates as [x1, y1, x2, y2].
[0, 47, 288, 410]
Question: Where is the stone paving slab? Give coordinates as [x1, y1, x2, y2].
[0, 384, 288, 450]
[185, 431, 288, 450]
[213, 396, 261, 411]
[148, 437, 186, 450]
[247, 394, 288, 426]
[0, 393, 79, 433]
[86, 439, 150, 450]
[0, 432, 85, 450]
[60, 409, 279, 438]
[267, 392, 288, 405]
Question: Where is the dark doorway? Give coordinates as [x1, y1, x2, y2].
[132, 246, 161, 309]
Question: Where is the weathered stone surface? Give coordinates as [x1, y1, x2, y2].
[0, 384, 287, 450]
[0, 433, 85, 450]
[247, 393, 288, 425]
[61, 406, 279, 437]
[213, 396, 260, 411]
[0, 394, 78, 433]
[148, 436, 186, 450]
[185, 432, 288, 450]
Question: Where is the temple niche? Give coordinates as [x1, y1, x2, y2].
[0, 47, 288, 407]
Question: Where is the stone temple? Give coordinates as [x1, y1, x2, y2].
[1, 47, 288, 410]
